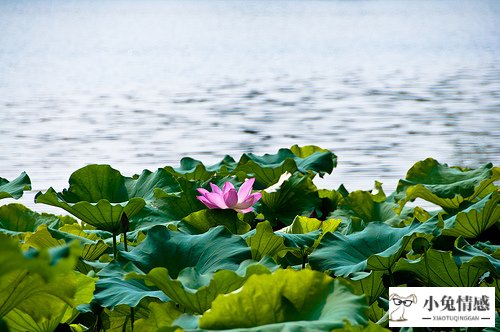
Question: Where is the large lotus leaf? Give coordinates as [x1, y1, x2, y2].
[199, 269, 367, 331]
[23, 224, 109, 274]
[341, 270, 386, 305]
[133, 301, 183, 332]
[57, 164, 129, 203]
[153, 178, 206, 220]
[233, 145, 337, 189]
[244, 221, 288, 261]
[332, 183, 408, 228]
[472, 241, 500, 259]
[258, 173, 321, 226]
[120, 225, 251, 278]
[127, 206, 179, 240]
[395, 158, 499, 210]
[4, 271, 95, 332]
[127, 258, 276, 314]
[180, 209, 251, 235]
[0, 236, 93, 322]
[394, 248, 491, 287]
[36, 187, 145, 232]
[278, 216, 342, 254]
[164, 155, 237, 181]
[35, 165, 183, 232]
[94, 261, 169, 309]
[100, 302, 151, 332]
[442, 191, 500, 238]
[453, 238, 500, 277]
[309, 220, 439, 276]
[0, 203, 61, 237]
[125, 168, 181, 202]
[279, 215, 341, 235]
[0, 172, 31, 200]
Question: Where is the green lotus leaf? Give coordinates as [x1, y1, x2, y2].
[394, 248, 491, 287]
[281, 215, 341, 235]
[99, 302, 151, 332]
[125, 168, 181, 202]
[472, 241, 500, 259]
[4, 271, 94, 332]
[133, 301, 183, 332]
[395, 158, 499, 211]
[164, 155, 237, 181]
[233, 145, 337, 189]
[332, 183, 408, 228]
[24, 224, 110, 274]
[94, 225, 251, 309]
[0, 172, 31, 200]
[277, 217, 342, 259]
[258, 173, 321, 226]
[199, 269, 367, 331]
[36, 187, 145, 233]
[127, 258, 276, 314]
[318, 188, 343, 218]
[245, 221, 288, 261]
[442, 190, 500, 238]
[153, 177, 206, 220]
[180, 209, 250, 235]
[0, 236, 95, 329]
[35, 165, 188, 232]
[453, 237, 500, 277]
[122, 225, 251, 277]
[93, 261, 169, 309]
[0, 203, 62, 237]
[309, 220, 439, 276]
[341, 270, 386, 305]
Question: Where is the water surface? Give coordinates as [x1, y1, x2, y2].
[0, 0, 499, 211]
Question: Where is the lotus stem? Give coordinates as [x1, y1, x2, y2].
[388, 266, 396, 287]
[112, 233, 117, 261]
[424, 252, 431, 286]
[120, 212, 134, 330]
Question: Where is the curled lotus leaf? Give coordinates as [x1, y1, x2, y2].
[0, 172, 31, 200]
[395, 158, 499, 211]
[233, 145, 337, 189]
[309, 220, 439, 277]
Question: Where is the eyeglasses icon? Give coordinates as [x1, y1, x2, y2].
[393, 298, 414, 307]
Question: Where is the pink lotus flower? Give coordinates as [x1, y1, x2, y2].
[196, 178, 262, 213]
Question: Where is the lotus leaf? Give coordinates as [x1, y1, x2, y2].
[394, 248, 491, 287]
[309, 220, 439, 276]
[396, 158, 499, 210]
[0, 236, 95, 331]
[0, 172, 31, 200]
[0, 203, 61, 237]
[199, 269, 367, 330]
[133, 302, 183, 332]
[153, 177, 206, 220]
[442, 190, 500, 238]
[341, 270, 386, 305]
[258, 173, 321, 226]
[234, 145, 337, 188]
[127, 258, 276, 314]
[180, 209, 250, 235]
[164, 155, 237, 181]
[93, 261, 168, 309]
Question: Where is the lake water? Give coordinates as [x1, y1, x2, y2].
[0, 0, 499, 212]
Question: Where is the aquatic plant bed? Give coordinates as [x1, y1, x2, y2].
[0, 145, 499, 331]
